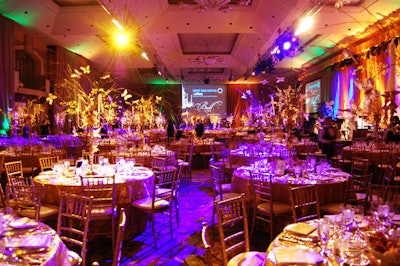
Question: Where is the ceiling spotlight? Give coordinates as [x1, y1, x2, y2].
[282, 41, 292, 51]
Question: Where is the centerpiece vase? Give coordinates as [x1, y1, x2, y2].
[86, 127, 97, 175]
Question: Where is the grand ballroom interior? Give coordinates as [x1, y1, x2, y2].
[0, 0, 400, 265]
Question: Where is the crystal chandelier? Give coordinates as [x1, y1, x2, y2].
[193, 0, 232, 13]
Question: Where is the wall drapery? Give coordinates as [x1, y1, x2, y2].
[0, 15, 15, 135]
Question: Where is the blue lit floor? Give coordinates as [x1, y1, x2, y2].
[87, 169, 270, 265]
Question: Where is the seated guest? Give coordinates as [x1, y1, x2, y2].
[384, 115, 400, 142]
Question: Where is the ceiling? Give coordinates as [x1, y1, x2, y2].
[0, 0, 399, 85]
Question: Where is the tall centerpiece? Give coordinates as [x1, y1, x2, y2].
[274, 85, 306, 168]
[47, 65, 123, 173]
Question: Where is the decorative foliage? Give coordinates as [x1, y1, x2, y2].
[317, 101, 334, 118]
[122, 94, 165, 131]
[46, 65, 123, 131]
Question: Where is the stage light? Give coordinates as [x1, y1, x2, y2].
[113, 31, 131, 48]
[295, 15, 313, 35]
[282, 41, 292, 51]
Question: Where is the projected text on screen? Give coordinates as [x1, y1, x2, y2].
[305, 79, 321, 113]
[182, 84, 227, 117]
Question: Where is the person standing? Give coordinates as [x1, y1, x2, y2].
[167, 119, 176, 145]
[318, 116, 340, 160]
[195, 119, 205, 138]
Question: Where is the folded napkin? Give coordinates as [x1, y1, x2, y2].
[271, 247, 323, 265]
[284, 222, 317, 236]
[9, 217, 38, 229]
[6, 234, 52, 249]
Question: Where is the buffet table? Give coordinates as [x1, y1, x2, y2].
[34, 165, 154, 239]
[0, 215, 70, 265]
[231, 165, 349, 205]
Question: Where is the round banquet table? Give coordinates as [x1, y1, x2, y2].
[34, 166, 154, 239]
[110, 148, 176, 167]
[231, 166, 349, 205]
[0, 216, 70, 265]
[265, 217, 386, 266]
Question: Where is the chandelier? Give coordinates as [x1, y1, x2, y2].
[188, 55, 226, 65]
[178, 0, 252, 13]
[193, 0, 232, 13]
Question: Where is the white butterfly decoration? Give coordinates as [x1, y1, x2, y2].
[260, 79, 269, 85]
[71, 69, 82, 79]
[334, 0, 351, 9]
[155, 96, 162, 103]
[276, 76, 285, 83]
[100, 74, 110, 80]
[46, 93, 57, 105]
[80, 65, 90, 74]
[121, 89, 132, 101]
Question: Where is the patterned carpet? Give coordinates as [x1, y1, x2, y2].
[86, 169, 271, 266]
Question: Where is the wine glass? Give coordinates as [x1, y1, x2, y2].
[317, 218, 331, 257]
[294, 164, 302, 178]
[341, 207, 354, 232]
[352, 205, 364, 233]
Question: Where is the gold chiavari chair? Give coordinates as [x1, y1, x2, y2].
[249, 171, 291, 239]
[289, 185, 321, 223]
[39, 156, 59, 172]
[57, 192, 93, 266]
[131, 168, 178, 247]
[215, 194, 266, 266]
[201, 222, 213, 266]
[80, 175, 117, 248]
[6, 183, 58, 222]
[112, 208, 127, 266]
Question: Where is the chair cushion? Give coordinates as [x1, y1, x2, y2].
[220, 183, 232, 193]
[40, 204, 59, 218]
[132, 197, 170, 210]
[90, 204, 114, 219]
[356, 193, 367, 200]
[178, 161, 190, 167]
[320, 202, 344, 214]
[18, 204, 58, 220]
[257, 201, 292, 215]
[228, 251, 266, 266]
[215, 192, 241, 202]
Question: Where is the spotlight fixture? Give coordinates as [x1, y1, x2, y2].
[204, 77, 210, 84]
[270, 28, 300, 60]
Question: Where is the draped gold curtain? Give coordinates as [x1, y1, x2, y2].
[227, 84, 260, 128]
[0, 15, 15, 135]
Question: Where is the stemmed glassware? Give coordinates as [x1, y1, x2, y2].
[352, 205, 364, 234]
[317, 218, 331, 257]
[341, 207, 355, 232]
[294, 164, 302, 178]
